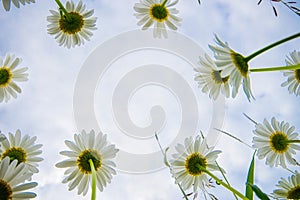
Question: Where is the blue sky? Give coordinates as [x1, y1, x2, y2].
[0, 0, 299, 199]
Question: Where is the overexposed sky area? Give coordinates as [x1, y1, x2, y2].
[0, 0, 299, 199]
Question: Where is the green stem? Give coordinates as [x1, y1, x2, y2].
[54, 0, 67, 14]
[155, 134, 189, 200]
[54, 0, 70, 19]
[285, 140, 300, 144]
[245, 32, 300, 62]
[285, 167, 296, 175]
[162, 0, 168, 6]
[89, 159, 97, 200]
[197, 165, 249, 200]
[250, 64, 300, 73]
[178, 183, 189, 200]
[216, 162, 238, 200]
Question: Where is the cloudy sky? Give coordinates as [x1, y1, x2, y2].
[0, 0, 299, 199]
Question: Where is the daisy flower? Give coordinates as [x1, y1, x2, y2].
[56, 130, 119, 196]
[170, 136, 222, 192]
[133, 0, 182, 38]
[0, 54, 28, 103]
[281, 50, 300, 96]
[47, 0, 97, 48]
[0, 157, 37, 199]
[0, 129, 43, 173]
[209, 34, 254, 101]
[194, 53, 230, 100]
[1, 0, 35, 11]
[273, 171, 300, 200]
[252, 117, 300, 168]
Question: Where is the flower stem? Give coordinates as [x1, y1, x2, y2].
[162, 0, 168, 6]
[197, 165, 249, 200]
[89, 159, 97, 200]
[178, 183, 189, 200]
[286, 140, 300, 144]
[245, 32, 300, 62]
[250, 64, 300, 73]
[155, 133, 189, 200]
[54, 0, 67, 14]
[215, 161, 238, 200]
[54, 0, 70, 19]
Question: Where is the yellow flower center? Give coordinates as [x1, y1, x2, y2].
[59, 12, 84, 34]
[295, 69, 300, 83]
[77, 149, 102, 174]
[185, 152, 207, 176]
[270, 132, 289, 153]
[0, 179, 12, 200]
[230, 51, 249, 77]
[287, 185, 300, 199]
[0, 67, 12, 88]
[150, 4, 169, 22]
[1, 147, 27, 165]
[211, 70, 229, 84]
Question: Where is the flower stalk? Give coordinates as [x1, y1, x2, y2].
[54, 0, 70, 20]
[89, 159, 97, 200]
[196, 165, 249, 200]
[285, 140, 300, 144]
[245, 32, 300, 62]
[162, 0, 168, 6]
[215, 161, 238, 200]
[155, 134, 189, 200]
[250, 64, 300, 73]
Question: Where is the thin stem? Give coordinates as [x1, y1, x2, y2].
[285, 167, 296, 175]
[250, 64, 300, 73]
[245, 32, 300, 62]
[215, 161, 238, 200]
[285, 140, 300, 144]
[55, 0, 68, 14]
[178, 183, 189, 200]
[54, 0, 70, 20]
[162, 0, 168, 6]
[89, 159, 97, 200]
[214, 128, 253, 149]
[281, 1, 300, 17]
[155, 133, 189, 200]
[155, 133, 170, 167]
[197, 165, 249, 200]
[243, 113, 258, 125]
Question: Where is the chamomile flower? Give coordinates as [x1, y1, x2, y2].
[56, 130, 119, 196]
[170, 136, 222, 192]
[0, 157, 37, 199]
[1, 0, 35, 11]
[273, 171, 300, 200]
[194, 53, 230, 100]
[0, 54, 28, 103]
[134, 0, 182, 38]
[0, 129, 43, 173]
[281, 50, 300, 96]
[209, 34, 254, 101]
[47, 0, 97, 48]
[252, 117, 300, 168]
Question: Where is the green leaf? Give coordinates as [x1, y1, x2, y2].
[245, 152, 256, 200]
[247, 184, 270, 200]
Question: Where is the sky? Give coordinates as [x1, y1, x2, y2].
[0, 0, 300, 199]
